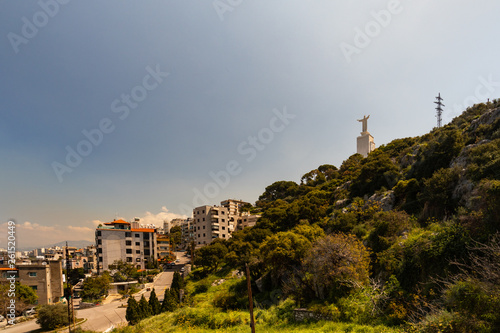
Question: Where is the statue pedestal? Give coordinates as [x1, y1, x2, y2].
[357, 132, 375, 157]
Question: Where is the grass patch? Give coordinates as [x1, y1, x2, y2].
[113, 267, 404, 333]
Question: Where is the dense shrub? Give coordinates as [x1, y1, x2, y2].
[36, 303, 69, 330]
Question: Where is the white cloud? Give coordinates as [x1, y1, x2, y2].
[136, 206, 186, 228]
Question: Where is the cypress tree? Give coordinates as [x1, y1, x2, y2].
[148, 288, 162, 315]
[138, 294, 152, 319]
[161, 288, 178, 312]
[171, 271, 184, 302]
[125, 297, 140, 325]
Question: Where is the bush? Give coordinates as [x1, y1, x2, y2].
[192, 278, 211, 294]
[36, 303, 69, 330]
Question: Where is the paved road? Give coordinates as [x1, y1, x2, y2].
[3, 253, 190, 332]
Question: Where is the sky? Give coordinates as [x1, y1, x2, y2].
[1, 0, 500, 248]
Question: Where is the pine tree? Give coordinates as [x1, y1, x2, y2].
[138, 294, 152, 319]
[161, 288, 178, 312]
[171, 271, 184, 302]
[125, 297, 140, 325]
[148, 288, 162, 316]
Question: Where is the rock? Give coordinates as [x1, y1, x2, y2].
[368, 190, 395, 211]
[469, 107, 500, 132]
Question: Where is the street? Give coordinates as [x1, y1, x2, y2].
[2, 252, 190, 332]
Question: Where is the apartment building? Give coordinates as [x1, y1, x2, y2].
[221, 199, 248, 215]
[0, 261, 64, 305]
[192, 199, 261, 247]
[192, 205, 234, 246]
[235, 213, 260, 231]
[157, 234, 171, 260]
[95, 219, 158, 273]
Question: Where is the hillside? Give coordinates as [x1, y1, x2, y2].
[119, 100, 500, 333]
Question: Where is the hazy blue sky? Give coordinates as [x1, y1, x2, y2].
[1, 1, 499, 248]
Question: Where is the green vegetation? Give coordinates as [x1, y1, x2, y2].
[0, 282, 38, 316]
[36, 303, 69, 330]
[118, 101, 500, 332]
[80, 271, 111, 302]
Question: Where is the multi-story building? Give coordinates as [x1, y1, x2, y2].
[0, 261, 64, 305]
[235, 213, 260, 231]
[157, 234, 171, 260]
[193, 199, 261, 247]
[180, 217, 194, 249]
[221, 199, 248, 216]
[95, 219, 158, 273]
[193, 205, 234, 247]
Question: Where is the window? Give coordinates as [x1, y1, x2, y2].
[143, 233, 149, 239]
[222, 234, 226, 238]
[96, 231, 101, 236]
[136, 258, 141, 262]
[30, 285, 37, 291]
[29, 272, 37, 277]
[97, 239, 102, 245]
[135, 242, 140, 246]
[144, 249, 150, 256]
[126, 249, 132, 254]
[202, 217, 205, 221]
[222, 226, 225, 230]
[136, 250, 140, 254]
[135, 233, 140, 238]
[198, 234, 200, 237]
[202, 210, 205, 213]
[222, 211, 225, 215]
[126, 240, 132, 246]
[203, 225, 205, 229]
[125, 232, 131, 237]
[99, 256, 103, 262]
[126, 257, 132, 262]
[97, 248, 102, 253]
[221, 219, 225, 222]
[2, 272, 18, 278]
[203, 233, 205, 237]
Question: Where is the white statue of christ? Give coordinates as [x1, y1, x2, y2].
[357, 115, 370, 133]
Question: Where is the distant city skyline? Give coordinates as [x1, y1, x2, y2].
[1, 1, 500, 248]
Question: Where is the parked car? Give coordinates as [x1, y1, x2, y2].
[25, 308, 36, 316]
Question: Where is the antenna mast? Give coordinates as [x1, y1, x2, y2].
[434, 93, 444, 127]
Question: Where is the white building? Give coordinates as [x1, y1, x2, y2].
[95, 219, 158, 273]
[193, 199, 260, 247]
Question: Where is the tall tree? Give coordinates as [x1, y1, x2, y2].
[193, 240, 228, 272]
[148, 289, 161, 315]
[161, 288, 178, 312]
[138, 295, 152, 320]
[125, 297, 140, 325]
[302, 233, 370, 301]
[169, 226, 182, 250]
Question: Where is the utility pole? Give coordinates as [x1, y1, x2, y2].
[435, 93, 444, 128]
[65, 242, 74, 333]
[246, 263, 256, 333]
